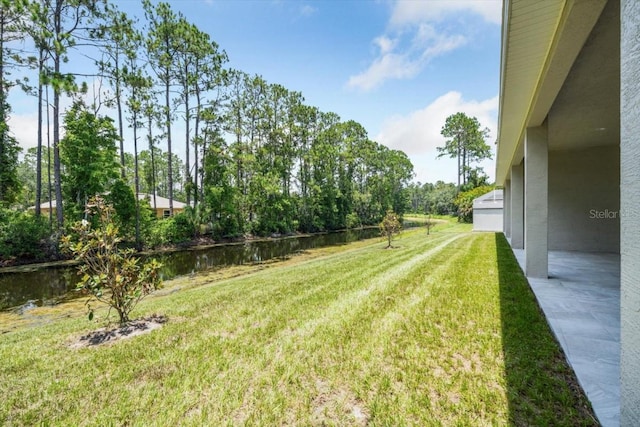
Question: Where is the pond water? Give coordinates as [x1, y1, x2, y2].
[0, 227, 383, 312]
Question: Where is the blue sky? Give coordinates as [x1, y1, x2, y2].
[9, 0, 502, 185]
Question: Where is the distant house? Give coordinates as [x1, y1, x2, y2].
[137, 193, 187, 218]
[472, 189, 503, 232]
[32, 193, 187, 219]
[32, 199, 59, 217]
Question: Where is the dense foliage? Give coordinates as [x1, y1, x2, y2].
[0, 0, 415, 262]
[0, 120, 21, 205]
[405, 181, 458, 216]
[0, 207, 50, 261]
[60, 103, 121, 222]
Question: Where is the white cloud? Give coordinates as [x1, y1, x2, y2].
[375, 35, 396, 54]
[347, 30, 466, 92]
[376, 91, 498, 183]
[300, 4, 317, 17]
[390, 0, 502, 27]
[347, 51, 421, 92]
[413, 24, 466, 59]
[8, 112, 40, 150]
[347, 0, 500, 92]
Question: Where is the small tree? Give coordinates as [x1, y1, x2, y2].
[62, 196, 162, 325]
[380, 210, 402, 249]
[425, 214, 435, 236]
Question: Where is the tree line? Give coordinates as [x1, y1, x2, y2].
[0, 0, 414, 258]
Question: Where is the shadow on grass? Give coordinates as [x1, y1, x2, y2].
[494, 233, 599, 426]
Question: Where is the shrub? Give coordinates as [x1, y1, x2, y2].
[145, 219, 171, 248]
[171, 212, 196, 242]
[106, 179, 137, 240]
[145, 212, 196, 248]
[454, 185, 494, 223]
[0, 208, 51, 260]
[346, 212, 361, 229]
[61, 197, 162, 325]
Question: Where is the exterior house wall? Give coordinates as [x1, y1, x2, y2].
[504, 180, 511, 237]
[548, 146, 619, 253]
[621, 0, 640, 422]
[35, 194, 187, 219]
[510, 164, 524, 249]
[153, 207, 184, 218]
[473, 189, 504, 232]
[38, 206, 185, 219]
[473, 209, 503, 232]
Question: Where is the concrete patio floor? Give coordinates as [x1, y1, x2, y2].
[511, 248, 620, 427]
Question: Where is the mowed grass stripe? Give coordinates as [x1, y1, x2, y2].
[250, 234, 485, 426]
[0, 228, 596, 426]
[278, 233, 465, 340]
[1, 230, 458, 424]
[141, 231, 455, 345]
[215, 233, 467, 424]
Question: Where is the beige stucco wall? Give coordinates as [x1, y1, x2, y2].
[473, 209, 503, 232]
[621, 0, 640, 423]
[548, 145, 620, 253]
[154, 207, 184, 218]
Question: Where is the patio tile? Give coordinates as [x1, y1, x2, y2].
[510, 247, 620, 427]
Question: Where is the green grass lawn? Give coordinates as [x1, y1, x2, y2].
[0, 225, 597, 425]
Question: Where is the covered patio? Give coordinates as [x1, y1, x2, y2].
[496, 0, 640, 425]
[512, 248, 620, 426]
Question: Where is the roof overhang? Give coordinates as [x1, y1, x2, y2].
[496, 0, 608, 185]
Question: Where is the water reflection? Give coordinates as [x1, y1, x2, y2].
[0, 228, 381, 311]
[0, 266, 79, 312]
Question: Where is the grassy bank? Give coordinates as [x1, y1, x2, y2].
[0, 225, 596, 425]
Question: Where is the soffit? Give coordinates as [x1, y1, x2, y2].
[496, 0, 567, 185]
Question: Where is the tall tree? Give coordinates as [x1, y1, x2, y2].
[224, 69, 249, 229]
[0, 0, 27, 123]
[94, 3, 136, 177]
[144, 0, 179, 215]
[112, 11, 146, 246]
[188, 28, 227, 207]
[173, 16, 194, 205]
[142, 87, 159, 210]
[293, 104, 319, 231]
[0, 120, 20, 204]
[0, 0, 27, 204]
[29, 0, 103, 228]
[124, 64, 150, 248]
[22, 0, 51, 217]
[436, 112, 491, 189]
[240, 73, 267, 225]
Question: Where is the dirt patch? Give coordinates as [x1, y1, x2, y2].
[69, 314, 168, 349]
[311, 379, 369, 426]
